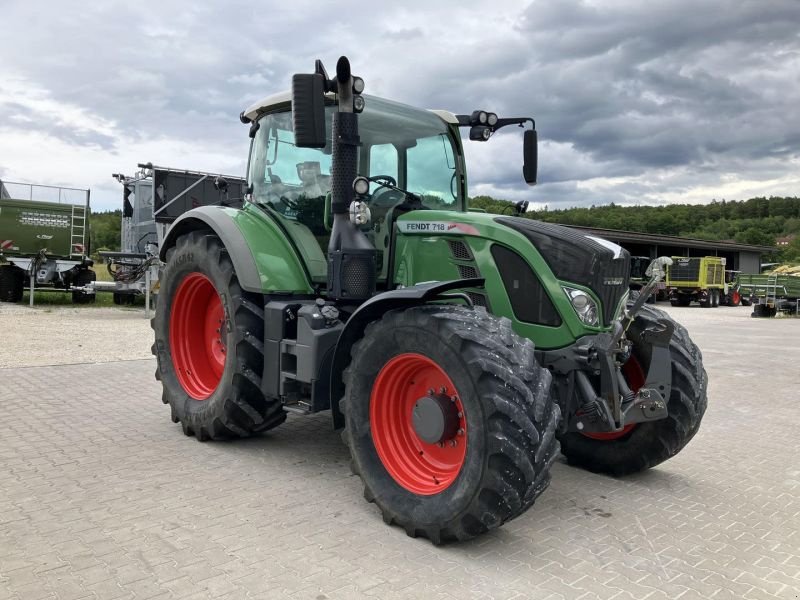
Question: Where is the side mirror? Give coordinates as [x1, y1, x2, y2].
[523, 129, 538, 185]
[291, 73, 326, 148]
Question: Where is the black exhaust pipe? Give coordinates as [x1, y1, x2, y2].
[292, 56, 376, 301]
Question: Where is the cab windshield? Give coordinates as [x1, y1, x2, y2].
[248, 95, 464, 226]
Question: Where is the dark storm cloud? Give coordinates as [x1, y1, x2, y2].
[509, 0, 800, 171]
[0, 0, 798, 209]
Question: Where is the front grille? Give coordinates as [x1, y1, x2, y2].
[457, 264, 479, 279]
[496, 217, 630, 326]
[491, 244, 561, 327]
[448, 240, 473, 261]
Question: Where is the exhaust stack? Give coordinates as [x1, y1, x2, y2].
[292, 56, 376, 301]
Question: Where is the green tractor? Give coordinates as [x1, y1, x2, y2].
[152, 57, 707, 543]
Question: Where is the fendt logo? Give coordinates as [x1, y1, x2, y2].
[37, 234, 54, 240]
[397, 221, 480, 236]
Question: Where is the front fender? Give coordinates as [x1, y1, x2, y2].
[329, 278, 484, 428]
[159, 205, 315, 295]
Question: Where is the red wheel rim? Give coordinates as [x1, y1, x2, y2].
[370, 353, 467, 495]
[581, 356, 646, 441]
[732, 290, 740, 305]
[169, 272, 226, 400]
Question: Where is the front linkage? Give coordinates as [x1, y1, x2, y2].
[543, 257, 675, 436]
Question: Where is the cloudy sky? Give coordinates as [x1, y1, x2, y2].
[1, 0, 798, 211]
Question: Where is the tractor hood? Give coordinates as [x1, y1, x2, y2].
[494, 216, 631, 326]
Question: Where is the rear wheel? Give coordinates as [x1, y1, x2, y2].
[711, 289, 719, 308]
[151, 231, 285, 440]
[558, 304, 707, 476]
[0, 265, 24, 303]
[341, 305, 559, 544]
[71, 269, 96, 304]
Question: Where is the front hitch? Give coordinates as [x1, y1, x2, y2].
[568, 315, 673, 435]
[565, 258, 676, 435]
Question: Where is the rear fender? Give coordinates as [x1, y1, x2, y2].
[159, 205, 314, 294]
[330, 278, 484, 428]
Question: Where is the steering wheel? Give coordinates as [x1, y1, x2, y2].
[370, 175, 397, 189]
[370, 186, 405, 208]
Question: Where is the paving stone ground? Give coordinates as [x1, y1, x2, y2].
[1, 305, 799, 599]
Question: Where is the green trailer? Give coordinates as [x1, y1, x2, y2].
[0, 181, 95, 304]
[737, 272, 800, 317]
[666, 256, 726, 307]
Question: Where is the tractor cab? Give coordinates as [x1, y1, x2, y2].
[243, 93, 467, 282]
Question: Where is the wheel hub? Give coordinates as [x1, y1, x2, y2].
[169, 272, 226, 400]
[369, 353, 467, 495]
[412, 393, 460, 444]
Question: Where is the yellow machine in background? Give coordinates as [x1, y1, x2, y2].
[666, 256, 725, 307]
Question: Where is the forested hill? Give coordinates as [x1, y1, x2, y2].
[469, 195, 800, 251]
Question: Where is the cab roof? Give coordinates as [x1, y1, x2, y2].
[242, 91, 459, 125]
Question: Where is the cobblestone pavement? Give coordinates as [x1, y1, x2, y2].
[1, 306, 798, 599]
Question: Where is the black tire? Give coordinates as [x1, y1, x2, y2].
[741, 297, 752, 307]
[341, 305, 559, 544]
[711, 289, 719, 308]
[113, 292, 136, 306]
[669, 299, 679, 307]
[151, 231, 286, 441]
[558, 304, 707, 476]
[71, 269, 96, 304]
[751, 303, 773, 318]
[0, 265, 25, 303]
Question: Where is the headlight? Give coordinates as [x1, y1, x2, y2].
[563, 286, 599, 326]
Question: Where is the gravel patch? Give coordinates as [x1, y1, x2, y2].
[0, 304, 154, 368]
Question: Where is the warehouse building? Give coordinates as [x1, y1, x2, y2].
[567, 226, 773, 273]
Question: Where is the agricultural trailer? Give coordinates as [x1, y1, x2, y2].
[666, 256, 725, 307]
[0, 180, 95, 305]
[150, 57, 707, 543]
[737, 270, 800, 317]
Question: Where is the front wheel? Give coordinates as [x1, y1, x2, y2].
[341, 306, 559, 544]
[558, 304, 708, 476]
[151, 231, 286, 441]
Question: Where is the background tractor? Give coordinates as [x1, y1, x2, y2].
[151, 56, 707, 543]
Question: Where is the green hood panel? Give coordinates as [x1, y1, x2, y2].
[393, 210, 614, 349]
